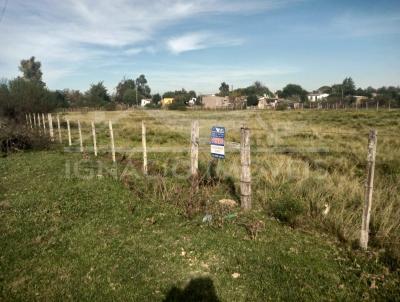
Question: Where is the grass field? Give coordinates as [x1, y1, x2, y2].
[64, 109, 400, 252]
[1, 109, 400, 300]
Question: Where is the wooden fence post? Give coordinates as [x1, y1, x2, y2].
[48, 113, 54, 141]
[29, 114, 33, 129]
[91, 121, 97, 156]
[33, 113, 36, 128]
[240, 127, 251, 210]
[190, 120, 199, 181]
[42, 113, 46, 134]
[142, 121, 148, 175]
[67, 119, 72, 146]
[376, 101, 379, 111]
[109, 120, 116, 163]
[37, 113, 41, 130]
[78, 120, 83, 152]
[57, 114, 62, 143]
[360, 129, 378, 250]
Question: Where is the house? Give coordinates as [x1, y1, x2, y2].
[307, 93, 329, 102]
[354, 95, 369, 104]
[201, 95, 230, 109]
[161, 98, 174, 107]
[258, 96, 278, 109]
[188, 97, 197, 106]
[141, 98, 151, 107]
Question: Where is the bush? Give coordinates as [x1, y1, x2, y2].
[104, 102, 117, 111]
[168, 100, 187, 111]
[270, 193, 304, 226]
[0, 78, 58, 121]
[276, 103, 289, 111]
[0, 121, 51, 155]
[145, 103, 161, 109]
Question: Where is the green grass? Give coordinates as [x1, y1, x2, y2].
[1, 151, 399, 301]
[33, 109, 400, 268]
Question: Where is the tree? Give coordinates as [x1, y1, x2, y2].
[1, 77, 56, 119]
[152, 93, 161, 105]
[85, 82, 110, 106]
[218, 82, 230, 96]
[53, 90, 69, 108]
[122, 89, 137, 105]
[115, 79, 135, 103]
[247, 95, 258, 106]
[342, 77, 356, 96]
[19, 56, 44, 86]
[63, 89, 85, 107]
[331, 84, 342, 97]
[249, 81, 272, 96]
[136, 74, 147, 87]
[318, 86, 332, 94]
[136, 74, 151, 98]
[229, 82, 272, 98]
[281, 84, 308, 102]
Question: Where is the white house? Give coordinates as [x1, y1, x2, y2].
[307, 93, 329, 102]
[188, 97, 197, 106]
[141, 99, 151, 107]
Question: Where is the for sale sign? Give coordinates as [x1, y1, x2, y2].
[210, 126, 225, 159]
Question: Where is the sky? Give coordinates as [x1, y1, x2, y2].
[0, 0, 399, 94]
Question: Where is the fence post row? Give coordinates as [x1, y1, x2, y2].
[109, 120, 116, 163]
[57, 114, 62, 143]
[91, 121, 97, 157]
[240, 127, 251, 210]
[190, 120, 199, 184]
[78, 120, 83, 153]
[142, 121, 148, 175]
[66, 119, 72, 146]
[48, 113, 54, 141]
[360, 129, 377, 250]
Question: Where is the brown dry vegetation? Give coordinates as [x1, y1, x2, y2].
[60, 108, 400, 267]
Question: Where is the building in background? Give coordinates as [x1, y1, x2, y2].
[201, 95, 230, 109]
[141, 99, 152, 107]
[307, 93, 330, 102]
[258, 96, 279, 109]
[161, 98, 174, 107]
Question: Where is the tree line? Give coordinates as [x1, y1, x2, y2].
[1, 57, 399, 121]
[219, 77, 400, 107]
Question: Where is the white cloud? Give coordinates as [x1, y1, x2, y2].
[167, 32, 242, 54]
[332, 12, 400, 37]
[145, 63, 299, 93]
[0, 0, 300, 87]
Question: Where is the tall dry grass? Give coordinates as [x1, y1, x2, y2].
[64, 108, 400, 265]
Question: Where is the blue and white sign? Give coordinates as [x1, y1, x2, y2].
[210, 126, 225, 159]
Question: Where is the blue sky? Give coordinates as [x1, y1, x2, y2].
[0, 0, 399, 94]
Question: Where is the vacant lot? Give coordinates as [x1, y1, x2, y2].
[1, 109, 399, 300]
[65, 109, 400, 252]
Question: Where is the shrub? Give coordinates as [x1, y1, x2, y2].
[0, 121, 51, 155]
[145, 103, 161, 109]
[270, 192, 304, 226]
[276, 103, 289, 111]
[168, 100, 187, 111]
